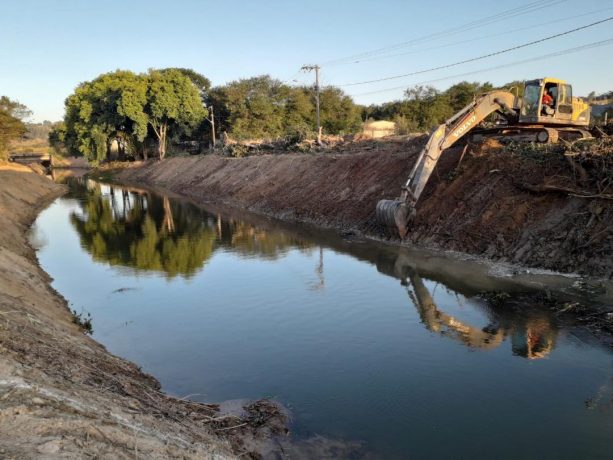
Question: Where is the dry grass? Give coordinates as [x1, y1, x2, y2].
[9, 137, 52, 155]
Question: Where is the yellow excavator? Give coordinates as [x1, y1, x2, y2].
[376, 77, 592, 237]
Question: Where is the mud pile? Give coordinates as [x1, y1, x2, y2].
[0, 163, 284, 458]
[117, 137, 613, 278]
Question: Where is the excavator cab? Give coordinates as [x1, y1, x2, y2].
[519, 78, 590, 127]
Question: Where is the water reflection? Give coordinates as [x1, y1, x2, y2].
[35, 178, 613, 459]
[68, 178, 563, 358]
[383, 258, 558, 359]
[68, 179, 315, 278]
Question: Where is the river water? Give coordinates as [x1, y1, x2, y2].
[32, 178, 613, 459]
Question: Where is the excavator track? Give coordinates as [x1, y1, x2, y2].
[468, 125, 592, 144]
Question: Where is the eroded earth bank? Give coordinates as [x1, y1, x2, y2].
[117, 136, 613, 279]
[0, 163, 284, 459]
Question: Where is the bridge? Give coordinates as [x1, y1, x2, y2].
[8, 153, 53, 168]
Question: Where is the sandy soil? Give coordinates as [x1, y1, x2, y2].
[0, 162, 285, 459]
[116, 137, 613, 278]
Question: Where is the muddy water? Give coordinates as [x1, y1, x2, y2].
[32, 178, 613, 459]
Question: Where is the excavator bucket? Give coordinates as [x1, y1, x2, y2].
[375, 199, 413, 238]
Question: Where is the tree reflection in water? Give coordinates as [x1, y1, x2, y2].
[69, 180, 314, 278]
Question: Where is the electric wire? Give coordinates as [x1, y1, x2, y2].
[347, 38, 613, 97]
[321, 0, 568, 66]
[348, 7, 613, 65]
[337, 16, 613, 87]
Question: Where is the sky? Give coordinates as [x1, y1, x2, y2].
[1, 0, 612, 122]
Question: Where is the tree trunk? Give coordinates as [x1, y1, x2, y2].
[157, 123, 167, 160]
[117, 136, 126, 161]
[106, 138, 112, 162]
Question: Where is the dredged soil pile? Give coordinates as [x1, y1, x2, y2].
[0, 163, 284, 459]
[117, 136, 613, 278]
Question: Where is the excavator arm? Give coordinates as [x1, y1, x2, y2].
[376, 90, 517, 237]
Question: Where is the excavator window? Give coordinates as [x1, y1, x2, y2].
[521, 83, 541, 118]
[544, 83, 558, 104]
[558, 84, 573, 114]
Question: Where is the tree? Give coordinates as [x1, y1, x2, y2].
[445, 81, 493, 111]
[48, 121, 67, 155]
[0, 96, 30, 159]
[145, 69, 207, 159]
[160, 68, 211, 94]
[319, 87, 362, 134]
[62, 69, 207, 162]
[207, 75, 289, 140]
[208, 76, 362, 140]
[63, 70, 149, 162]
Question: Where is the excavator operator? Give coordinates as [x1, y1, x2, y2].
[542, 89, 554, 106]
[541, 88, 555, 115]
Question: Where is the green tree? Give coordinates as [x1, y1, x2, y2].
[63, 70, 148, 162]
[208, 76, 361, 140]
[160, 68, 211, 94]
[445, 81, 493, 112]
[48, 121, 67, 155]
[208, 75, 288, 140]
[319, 87, 362, 134]
[145, 69, 207, 159]
[0, 96, 31, 159]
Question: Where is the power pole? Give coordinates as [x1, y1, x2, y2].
[301, 64, 322, 145]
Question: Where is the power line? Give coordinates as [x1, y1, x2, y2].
[347, 38, 613, 98]
[321, 0, 567, 66]
[337, 16, 613, 87]
[346, 7, 613, 66]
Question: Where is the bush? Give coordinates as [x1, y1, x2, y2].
[393, 115, 417, 135]
[284, 124, 314, 146]
[225, 143, 250, 158]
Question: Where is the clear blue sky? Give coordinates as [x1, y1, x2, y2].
[1, 0, 612, 122]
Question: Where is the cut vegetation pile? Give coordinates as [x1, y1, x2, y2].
[118, 136, 613, 278]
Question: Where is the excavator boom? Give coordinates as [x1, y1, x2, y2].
[376, 90, 517, 237]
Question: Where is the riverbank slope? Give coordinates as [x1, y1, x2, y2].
[0, 163, 280, 458]
[116, 137, 613, 278]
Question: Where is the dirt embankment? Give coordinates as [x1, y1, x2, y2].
[116, 137, 613, 278]
[0, 163, 284, 459]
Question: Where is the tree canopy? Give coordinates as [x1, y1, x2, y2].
[59, 69, 545, 162]
[0, 96, 31, 159]
[146, 69, 207, 158]
[62, 69, 207, 162]
[207, 75, 361, 140]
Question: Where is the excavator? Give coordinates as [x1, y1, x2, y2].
[376, 77, 592, 237]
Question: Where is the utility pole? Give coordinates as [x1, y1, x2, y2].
[301, 64, 322, 145]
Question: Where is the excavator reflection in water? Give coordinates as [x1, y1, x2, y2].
[381, 258, 558, 359]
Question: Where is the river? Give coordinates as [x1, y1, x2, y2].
[31, 177, 613, 459]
